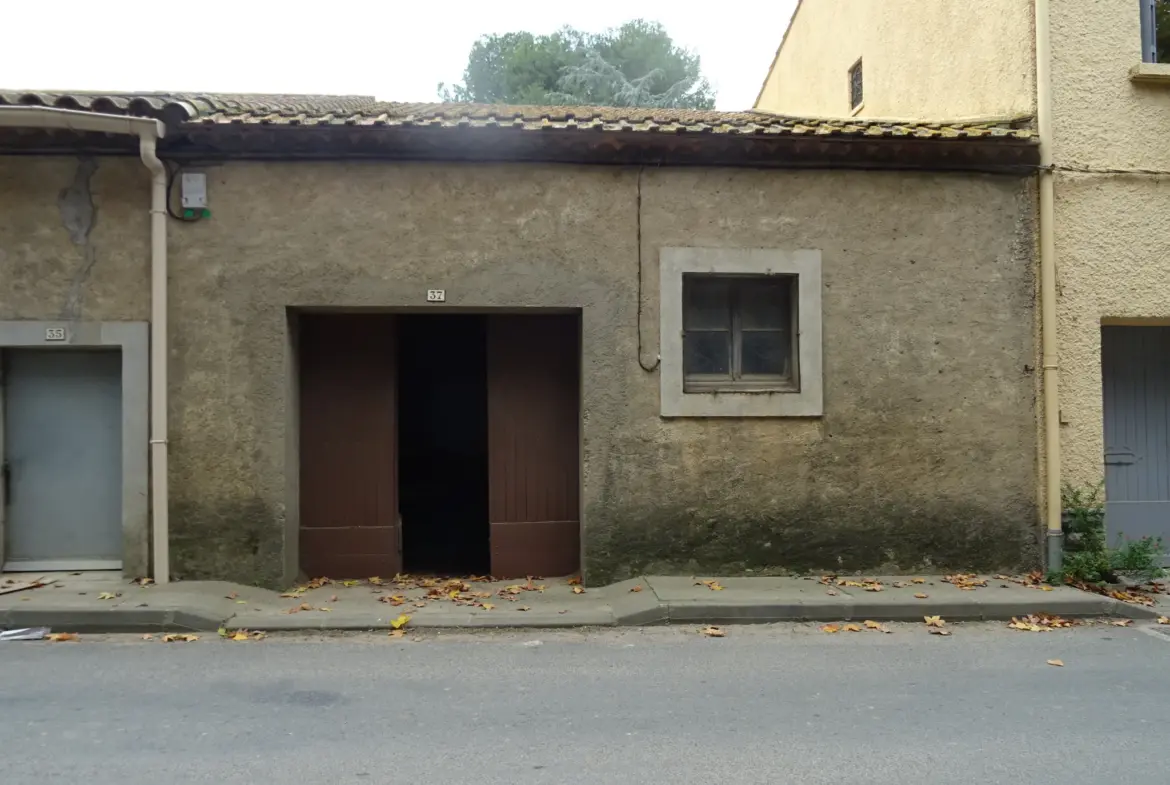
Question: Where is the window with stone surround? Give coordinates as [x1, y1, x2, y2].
[659, 248, 823, 418]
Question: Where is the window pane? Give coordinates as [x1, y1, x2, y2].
[741, 331, 791, 377]
[849, 59, 863, 108]
[684, 330, 731, 376]
[684, 278, 731, 330]
[738, 280, 792, 329]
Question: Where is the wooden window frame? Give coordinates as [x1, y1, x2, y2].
[682, 274, 799, 394]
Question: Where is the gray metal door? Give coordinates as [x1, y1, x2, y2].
[3, 349, 123, 570]
[1102, 326, 1170, 562]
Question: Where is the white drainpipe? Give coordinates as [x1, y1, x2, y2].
[1033, 0, 1063, 572]
[0, 106, 171, 583]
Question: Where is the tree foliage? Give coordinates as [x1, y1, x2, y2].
[439, 20, 714, 109]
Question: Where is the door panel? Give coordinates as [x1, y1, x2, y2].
[4, 349, 122, 569]
[299, 315, 400, 578]
[1102, 326, 1170, 563]
[487, 315, 581, 578]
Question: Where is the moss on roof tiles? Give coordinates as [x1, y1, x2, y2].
[0, 91, 1036, 141]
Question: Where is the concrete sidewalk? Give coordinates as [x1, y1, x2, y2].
[0, 572, 1161, 634]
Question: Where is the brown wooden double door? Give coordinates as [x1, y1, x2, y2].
[298, 313, 580, 579]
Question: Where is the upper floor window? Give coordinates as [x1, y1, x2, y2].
[1141, 0, 1170, 63]
[848, 58, 864, 110]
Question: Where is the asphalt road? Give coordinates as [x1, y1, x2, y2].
[2, 622, 1167, 784]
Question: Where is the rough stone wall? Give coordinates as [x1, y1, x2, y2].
[0, 156, 1039, 584]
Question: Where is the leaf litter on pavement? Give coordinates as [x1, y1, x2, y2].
[276, 573, 574, 615]
[821, 621, 891, 634]
[924, 616, 951, 635]
[1007, 614, 1077, 632]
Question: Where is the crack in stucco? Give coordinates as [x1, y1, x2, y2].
[57, 157, 98, 320]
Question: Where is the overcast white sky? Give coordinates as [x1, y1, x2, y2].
[1, 0, 798, 111]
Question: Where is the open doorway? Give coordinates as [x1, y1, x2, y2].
[397, 315, 490, 575]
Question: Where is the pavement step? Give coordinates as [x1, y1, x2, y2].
[1, 573, 1163, 633]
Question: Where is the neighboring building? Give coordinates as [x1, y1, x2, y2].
[0, 92, 1039, 586]
[758, 0, 1170, 558]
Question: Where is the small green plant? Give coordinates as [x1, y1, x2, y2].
[1051, 481, 1165, 585]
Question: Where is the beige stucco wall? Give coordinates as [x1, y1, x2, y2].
[0, 154, 1039, 584]
[1049, 0, 1170, 492]
[755, 0, 1035, 119]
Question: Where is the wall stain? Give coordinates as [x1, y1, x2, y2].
[57, 157, 99, 320]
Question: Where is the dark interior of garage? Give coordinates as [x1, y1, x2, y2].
[397, 314, 490, 575]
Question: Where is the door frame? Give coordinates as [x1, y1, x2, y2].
[285, 307, 584, 585]
[0, 321, 149, 575]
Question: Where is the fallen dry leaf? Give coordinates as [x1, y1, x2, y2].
[1040, 586, 1054, 592]
[891, 581, 907, 588]
[318, 607, 332, 612]
[572, 586, 585, 595]
[299, 603, 312, 611]
[389, 614, 411, 630]
[929, 628, 952, 636]
[1007, 614, 1076, 632]
[161, 633, 198, 643]
[924, 615, 946, 628]
[912, 578, 926, 584]
[341, 580, 359, 588]
[843, 623, 863, 632]
[1047, 659, 1064, 667]
[826, 589, 839, 596]
[1158, 616, 1170, 625]
[630, 585, 644, 593]
[700, 626, 726, 638]
[368, 576, 383, 585]
[1110, 619, 1133, 627]
[864, 584, 883, 593]
[413, 602, 427, 608]
[225, 592, 238, 600]
[480, 603, 495, 611]
[229, 630, 264, 641]
[821, 624, 841, 634]
[517, 606, 531, 612]
[47, 632, 80, 642]
[132, 577, 154, 586]
[914, 593, 929, 599]
[330, 594, 338, 602]
[567, 577, 582, 585]
[285, 605, 300, 614]
[97, 592, 117, 600]
[695, 579, 725, 591]
[944, 574, 988, 590]
[863, 620, 892, 634]
[388, 629, 405, 638]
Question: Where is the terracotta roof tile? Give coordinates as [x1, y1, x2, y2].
[0, 91, 1035, 141]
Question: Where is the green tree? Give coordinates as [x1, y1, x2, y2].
[439, 20, 715, 109]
